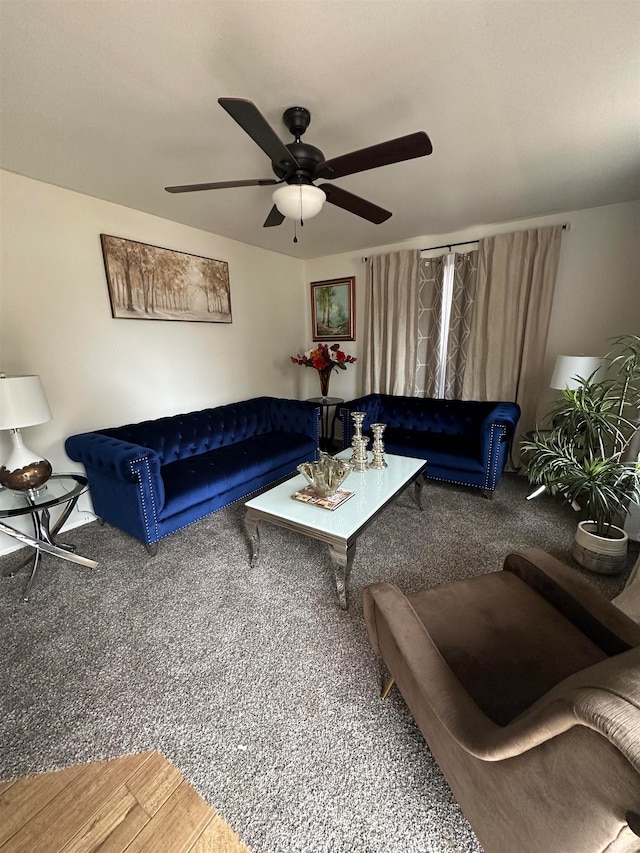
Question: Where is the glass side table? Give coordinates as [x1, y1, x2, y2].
[0, 473, 97, 601]
[306, 396, 344, 452]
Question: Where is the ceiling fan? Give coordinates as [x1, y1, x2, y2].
[165, 98, 433, 231]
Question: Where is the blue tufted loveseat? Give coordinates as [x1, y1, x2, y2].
[339, 394, 520, 496]
[65, 396, 320, 551]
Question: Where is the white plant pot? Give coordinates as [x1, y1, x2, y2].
[572, 520, 629, 575]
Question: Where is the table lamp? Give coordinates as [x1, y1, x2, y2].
[550, 355, 603, 390]
[0, 374, 53, 491]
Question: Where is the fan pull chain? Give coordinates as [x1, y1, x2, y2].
[292, 185, 304, 242]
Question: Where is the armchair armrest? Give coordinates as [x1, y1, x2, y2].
[363, 581, 640, 766]
[504, 549, 640, 653]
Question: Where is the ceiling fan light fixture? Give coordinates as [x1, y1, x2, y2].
[272, 184, 326, 221]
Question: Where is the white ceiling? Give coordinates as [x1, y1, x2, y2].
[1, 0, 639, 260]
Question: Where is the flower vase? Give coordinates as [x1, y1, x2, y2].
[319, 368, 332, 399]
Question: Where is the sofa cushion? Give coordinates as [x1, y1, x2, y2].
[383, 428, 485, 473]
[378, 397, 493, 437]
[407, 570, 609, 725]
[160, 432, 315, 517]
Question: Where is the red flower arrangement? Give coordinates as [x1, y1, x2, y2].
[291, 343, 356, 372]
[290, 343, 356, 397]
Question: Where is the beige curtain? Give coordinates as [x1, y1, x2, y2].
[361, 250, 420, 395]
[462, 225, 563, 465]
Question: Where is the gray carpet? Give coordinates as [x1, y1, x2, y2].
[0, 473, 633, 853]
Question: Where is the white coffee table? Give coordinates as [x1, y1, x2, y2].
[244, 451, 426, 609]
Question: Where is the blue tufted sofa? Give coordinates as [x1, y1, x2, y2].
[65, 396, 320, 551]
[339, 394, 520, 496]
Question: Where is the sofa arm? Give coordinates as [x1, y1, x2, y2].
[478, 402, 520, 490]
[482, 401, 521, 432]
[364, 583, 640, 761]
[480, 403, 520, 448]
[504, 549, 640, 654]
[66, 433, 158, 481]
[65, 431, 165, 545]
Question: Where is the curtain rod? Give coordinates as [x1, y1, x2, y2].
[361, 223, 569, 262]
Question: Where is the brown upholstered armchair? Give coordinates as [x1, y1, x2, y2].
[363, 549, 640, 853]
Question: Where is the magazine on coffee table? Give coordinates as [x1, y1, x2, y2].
[292, 485, 355, 511]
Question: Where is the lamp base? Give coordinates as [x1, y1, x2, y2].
[0, 429, 53, 491]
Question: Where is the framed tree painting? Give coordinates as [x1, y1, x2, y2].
[100, 234, 232, 323]
[310, 277, 355, 341]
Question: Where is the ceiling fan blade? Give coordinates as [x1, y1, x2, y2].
[165, 179, 277, 193]
[218, 98, 299, 170]
[263, 205, 285, 228]
[318, 184, 391, 224]
[315, 131, 432, 180]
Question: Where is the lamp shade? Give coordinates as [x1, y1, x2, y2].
[550, 355, 603, 391]
[272, 184, 326, 221]
[0, 374, 52, 429]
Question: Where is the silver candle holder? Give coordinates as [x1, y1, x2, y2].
[350, 411, 365, 445]
[351, 435, 370, 472]
[350, 412, 369, 471]
[369, 423, 388, 469]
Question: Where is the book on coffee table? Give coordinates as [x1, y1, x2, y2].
[291, 485, 355, 511]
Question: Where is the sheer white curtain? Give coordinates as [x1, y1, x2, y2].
[462, 225, 564, 464]
[361, 250, 420, 395]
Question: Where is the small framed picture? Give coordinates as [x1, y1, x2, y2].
[310, 277, 355, 341]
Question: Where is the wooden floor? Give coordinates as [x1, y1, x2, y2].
[0, 750, 252, 852]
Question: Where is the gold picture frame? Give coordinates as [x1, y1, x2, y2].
[310, 277, 355, 341]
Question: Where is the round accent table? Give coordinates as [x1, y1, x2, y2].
[306, 396, 344, 452]
[0, 473, 97, 601]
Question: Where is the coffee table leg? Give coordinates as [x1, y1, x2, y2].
[414, 474, 425, 511]
[244, 511, 261, 567]
[328, 541, 356, 610]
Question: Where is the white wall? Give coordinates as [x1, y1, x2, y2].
[2, 173, 638, 556]
[0, 170, 308, 551]
[304, 199, 640, 412]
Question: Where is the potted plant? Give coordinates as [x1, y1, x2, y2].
[522, 334, 640, 574]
